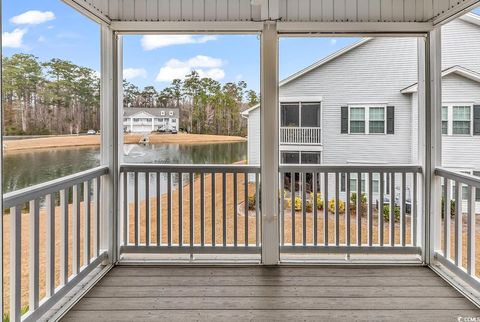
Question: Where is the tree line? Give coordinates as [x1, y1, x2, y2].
[123, 70, 258, 136]
[2, 53, 259, 137]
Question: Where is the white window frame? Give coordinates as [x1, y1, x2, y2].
[280, 101, 322, 129]
[348, 104, 387, 135]
[442, 103, 474, 136]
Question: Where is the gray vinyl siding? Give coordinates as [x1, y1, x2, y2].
[280, 37, 418, 165]
[441, 74, 480, 170]
[247, 108, 260, 166]
[442, 18, 480, 72]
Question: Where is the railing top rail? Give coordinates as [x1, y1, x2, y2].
[279, 164, 422, 173]
[3, 166, 109, 209]
[280, 126, 321, 130]
[120, 163, 261, 173]
[435, 167, 480, 188]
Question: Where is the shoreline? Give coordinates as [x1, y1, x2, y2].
[3, 133, 247, 153]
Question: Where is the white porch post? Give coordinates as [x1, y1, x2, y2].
[260, 21, 280, 265]
[100, 26, 123, 263]
[423, 29, 442, 265]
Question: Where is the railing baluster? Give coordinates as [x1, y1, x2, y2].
[346, 172, 351, 246]
[324, 172, 329, 246]
[156, 172, 161, 246]
[234, 172, 238, 246]
[335, 172, 340, 246]
[291, 171, 295, 246]
[302, 172, 307, 246]
[94, 177, 100, 257]
[29, 198, 40, 311]
[313, 172, 318, 246]
[401, 172, 406, 246]
[179, 172, 183, 246]
[123, 172, 128, 246]
[467, 185, 476, 275]
[190, 172, 194, 247]
[379, 172, 384, 246]
[46, 193, 55, 297]
[73, 184, 80, 275]
[356, 172, 361, 246]
[145, 172, 150, 246]
[10, 206, 21, 322]
[455, 180, 462, 266]
[201, 172, 205, 246]
[412, 173, 417, 246]
[368, 172, 373, 247]
[244, 172, 249, 247]
[222, 172, 227, 246]
[212, 172, 216, 246]
[444, 178, 451, 258]
[60, 189, 69, 285]
[255, 172, 260, 247]
[390, 173, 395, 246]
[168, 172, 172, 246]
[134, 171, 139, 246]
[84, 181, 91, 265]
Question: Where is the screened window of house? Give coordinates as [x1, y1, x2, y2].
[281, 103, 300, 127]
[281, 151, 300, 164]
[452, 106, 471, 135]
[301, 103, 321, 127]
[369, 107, 385, 134]
[350, 107, 365, 133]
[441, 106, 448, 135]
[349, 173, 366, 192]
[300, 152, 321, 164]
[341, 173, 378, 192]
[133, 118, 140, 122]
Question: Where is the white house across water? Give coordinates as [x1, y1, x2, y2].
[123, 107, 180, 133]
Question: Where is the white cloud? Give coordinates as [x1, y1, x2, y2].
[156, 55, 225, 82]
[141, 35, 217, 50]
[38, 36, 46, 42]
[3, 28, 27, 48]
[11, 10, 55, 25]
[124, 68, 147, 80]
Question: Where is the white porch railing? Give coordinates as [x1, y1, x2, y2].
[434, 167, 480, 291]
[280, 127, 321, 145]
[119, 164, 261, 256]
[2, 166, 109, 322]
[279, 164, 422, 256]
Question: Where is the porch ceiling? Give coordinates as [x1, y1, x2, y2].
[64, 0, 480, 29]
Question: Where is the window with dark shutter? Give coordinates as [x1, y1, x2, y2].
[474, 105, 480, 136]
[341, 106, 348, 133]
[387, 106, 395, 134]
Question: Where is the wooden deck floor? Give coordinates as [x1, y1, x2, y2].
[62, 265, 479, 321]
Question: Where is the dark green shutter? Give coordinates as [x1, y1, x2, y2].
[474, 105, 480, 136]
[387, 106, 395, 134]
[341, 106, 348, 133]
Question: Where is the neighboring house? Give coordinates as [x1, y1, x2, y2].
[243, 13, 480, 211]
[123, 107, 179, 133]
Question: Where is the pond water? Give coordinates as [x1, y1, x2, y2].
[3, 142, 247, 193]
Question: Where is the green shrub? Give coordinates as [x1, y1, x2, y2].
[328, 199, 345, 214]
[441, 197, 456, 218]
[310, 192, 324, 210]
[248, 194, 256, 210]
[350, 192, 367, 204]
[305, 199, 313, 212]
[383, 205, 400, 222]
[294, 196, 302, 212]
[3, 305, 29, 322]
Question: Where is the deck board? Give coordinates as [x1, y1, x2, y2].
[62, 265, 479, 322]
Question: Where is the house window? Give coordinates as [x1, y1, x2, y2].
[281, 102, 321, 128]
[442, 106, 448, 135]
[281, 151, 321, 164]
[369, 107, 385, 134]
[133, 118, 140, 122]
[349, 107, 365, 134]
[172, 119, 177, 123]
[442, 104, 473, 136]
[452, 106, 471, 135]
[341, 173, 379, 193]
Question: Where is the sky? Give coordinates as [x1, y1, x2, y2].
[3, 1, 480, 93]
